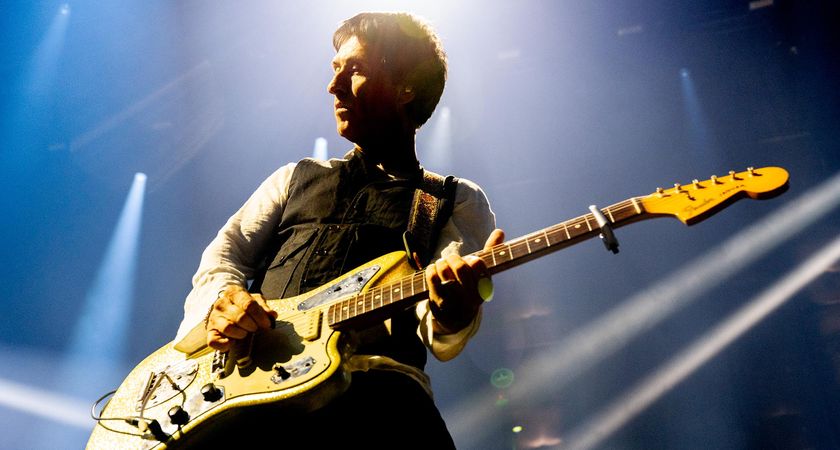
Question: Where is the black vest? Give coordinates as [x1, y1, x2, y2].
[255, 151, 428, 369]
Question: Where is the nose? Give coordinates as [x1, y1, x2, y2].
[327, 69, 347, 97]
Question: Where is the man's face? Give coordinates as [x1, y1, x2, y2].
[328, 36, 402, 145]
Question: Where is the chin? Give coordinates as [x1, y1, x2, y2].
[336, 124, 359, 143]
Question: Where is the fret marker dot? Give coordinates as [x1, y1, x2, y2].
[375, 295, 381, 300]
[575, 224, 581, 229]
[534, 238, 541, 243]
[342, 306, 348, 311]
[499, 251, 506, 256]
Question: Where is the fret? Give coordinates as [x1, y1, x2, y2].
[605, 206, 615, 223]
[376, 286, 384, 307]
[330, 196, 654, 327]
[631, 197, 642, 214]
[393, 282, 402, 302]
[508, 242, 519, 259]
[529, 236, 542, 252]
[341, 300, 349, 322]
[547, 226, 563, 245]
[496, 245, 511, 262]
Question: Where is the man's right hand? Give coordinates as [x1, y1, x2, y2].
[206, 285, 278, 351]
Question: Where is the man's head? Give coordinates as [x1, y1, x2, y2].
[328, 12, 447, 144]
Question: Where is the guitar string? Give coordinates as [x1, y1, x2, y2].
[266, 199, 642, 329]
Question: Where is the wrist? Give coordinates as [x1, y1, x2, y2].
[204, 286, 234, 329]
[430, 301, 477, 335]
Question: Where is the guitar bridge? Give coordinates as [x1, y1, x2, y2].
[135, 361, 198, 411]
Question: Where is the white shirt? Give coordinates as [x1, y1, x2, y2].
[174, 159, 496, 394]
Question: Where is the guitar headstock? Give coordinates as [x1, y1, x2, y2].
[640, 166, 789, 225]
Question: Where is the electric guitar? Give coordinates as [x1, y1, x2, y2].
[86, 166, 789, 449]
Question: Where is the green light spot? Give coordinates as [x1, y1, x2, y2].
[490, 368, 515, 389]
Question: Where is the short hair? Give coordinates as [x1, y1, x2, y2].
[333, 12, 448, 127]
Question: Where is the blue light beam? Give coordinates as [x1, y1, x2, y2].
[70, 173, 147, 363]
[679, 69, 718, 164]
[28, 4, 71, 96]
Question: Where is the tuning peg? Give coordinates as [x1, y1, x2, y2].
[747, 167, 755, 177]
[692, 179, 700, 190]
[656, 187, 664, 198]
[710, 175, 719, 184]
[729, 170, 737, 181]
[674, 183, 682, 192]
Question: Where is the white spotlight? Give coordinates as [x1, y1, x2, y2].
[313, 137, 328, 160]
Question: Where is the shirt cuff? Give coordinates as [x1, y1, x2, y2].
[417, 300, 482, 361]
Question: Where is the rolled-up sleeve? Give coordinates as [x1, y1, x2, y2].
[174, 163, 295, 345]
[417, 177, 496, 361]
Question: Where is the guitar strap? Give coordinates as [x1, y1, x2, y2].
[403, 170, 459, 269]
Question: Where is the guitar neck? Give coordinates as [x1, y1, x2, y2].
[328, 197, 650, 329]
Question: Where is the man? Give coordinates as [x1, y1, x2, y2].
[175, 12, 504, 447]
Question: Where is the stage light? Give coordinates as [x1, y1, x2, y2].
[421, 105, 452, 170]
[28, 1, 71, 95]
[0, 378, 89, 429]
[313, 137, 328, 160]
[68, 172, 147, 362]
[680, 67, 717, 163]
[563, 232, 840, 450]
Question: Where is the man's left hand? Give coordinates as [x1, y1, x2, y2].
[426, 228, 505, 334]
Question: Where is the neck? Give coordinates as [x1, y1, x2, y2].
[354, 129, 419, 176]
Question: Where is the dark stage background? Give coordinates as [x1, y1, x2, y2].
[1, 1, 839, 448]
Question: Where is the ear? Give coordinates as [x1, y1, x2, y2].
[397, 86, 415, 105]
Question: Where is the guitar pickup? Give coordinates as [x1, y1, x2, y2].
[299, 310, 322, 341]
